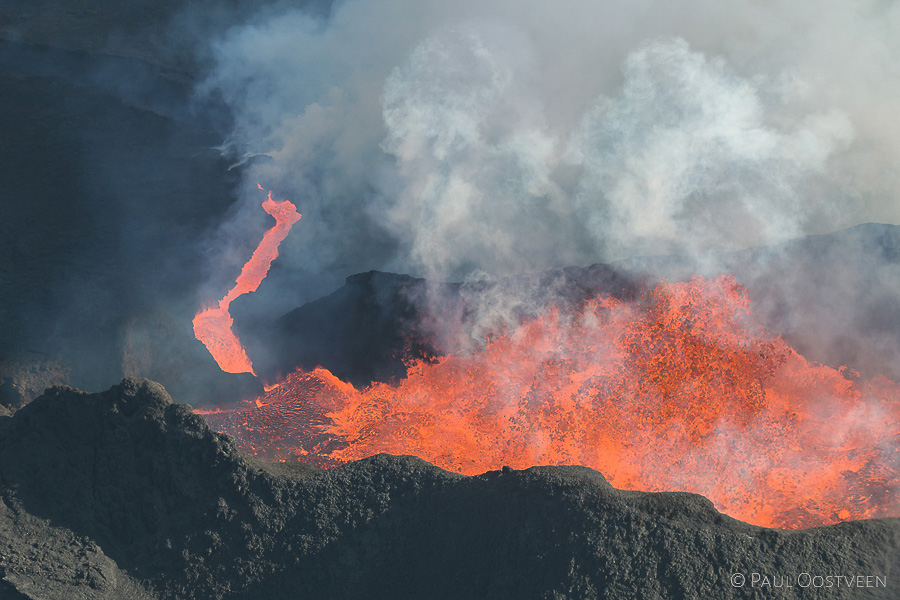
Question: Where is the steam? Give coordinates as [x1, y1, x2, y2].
[571, 38, 853, 258]
[200, 0, 899, 295]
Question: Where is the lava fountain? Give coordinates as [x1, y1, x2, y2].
[195, 208, 899, 529]
[193, 187, 301, 374]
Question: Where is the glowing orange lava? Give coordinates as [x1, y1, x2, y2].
[193, 189, 301, 374]
[200, 275, 900, 529]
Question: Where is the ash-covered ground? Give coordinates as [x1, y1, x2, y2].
[0, 378, 897, 599]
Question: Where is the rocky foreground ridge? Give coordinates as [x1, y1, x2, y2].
[0, 378, 897, 599]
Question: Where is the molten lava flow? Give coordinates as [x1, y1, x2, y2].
[200, 275, 900, 529]
[193, 189, 301, 374]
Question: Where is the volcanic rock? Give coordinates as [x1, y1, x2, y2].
[248, 223, 900, 391]
[246, 265, 639, 386]
[0, 378, 897, 599]
[0, 353, 70, 412]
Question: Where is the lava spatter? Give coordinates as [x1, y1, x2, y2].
[201, 275, 900, 529]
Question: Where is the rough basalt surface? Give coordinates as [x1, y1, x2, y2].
[0, 378, 897, 599]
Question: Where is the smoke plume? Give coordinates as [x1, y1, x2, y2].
[199, 0, 899, 308]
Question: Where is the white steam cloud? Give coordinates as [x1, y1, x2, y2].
[198, 0, 900, 299]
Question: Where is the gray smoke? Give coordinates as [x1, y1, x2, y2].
[198, 0, 899, 308]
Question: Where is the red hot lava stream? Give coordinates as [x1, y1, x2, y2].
[193, 187, 301, 374]
[195, 210, 899, 529]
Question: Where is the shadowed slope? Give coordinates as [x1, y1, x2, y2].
[0, 378, 897, 599]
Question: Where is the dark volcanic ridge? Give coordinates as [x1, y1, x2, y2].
[0, 378, 897, 599]
[236, 222, 900, 390]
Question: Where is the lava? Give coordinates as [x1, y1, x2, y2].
[200, 275, 900, 529]
[193, 188, 301, 374]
